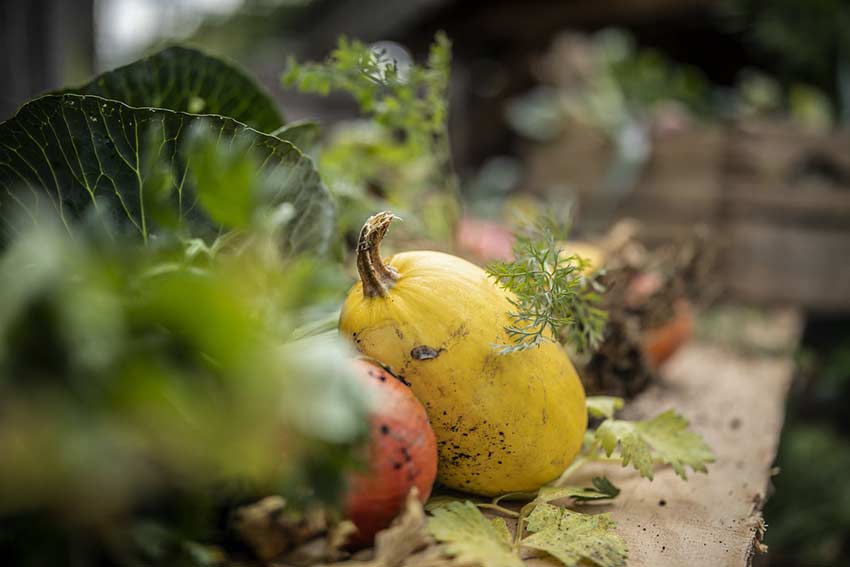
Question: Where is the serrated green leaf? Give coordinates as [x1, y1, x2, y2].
[595, 410, 715, 480]
[424, 495, 463, 512]
[522, 503, 627, 567]
[586, 396, 624, 419]
[490, 516, 514, 547]
[538, 477, 620, 503]
[66, 46, 283, 132]
[0, 94, 333, 254]
[427, 501, 524, 567]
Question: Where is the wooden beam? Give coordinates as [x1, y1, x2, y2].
[518, 308, 801, 566]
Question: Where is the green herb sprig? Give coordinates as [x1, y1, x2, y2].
[487, 217, 608, 354]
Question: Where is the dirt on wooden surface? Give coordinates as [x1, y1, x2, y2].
[524, 307, 802, 567]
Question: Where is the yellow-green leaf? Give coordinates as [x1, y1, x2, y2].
[427, 501, 524, 567]
[522, 503, 627, 567]
[595, 410, 715, 480]
[586, 396, 624, 419]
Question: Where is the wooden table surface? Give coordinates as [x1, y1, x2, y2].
[521, 307, 802, 567]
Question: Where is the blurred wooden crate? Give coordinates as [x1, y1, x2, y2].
[721, 121, 850, 312]
[520, 119, 850, 311]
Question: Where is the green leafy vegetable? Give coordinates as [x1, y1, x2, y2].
[587, 396, 625, 420]
[522, 503, 627, 567]
[537, 477, 621, 503]
[427, 501, 524, 567]
[487, 217, 608, 354]
[272, 120, 322, 153]
[0, 94, 333, 253]
[0, 216, 369, 565]
[66, 46, 284, 132]
[595, 410, 715, 480]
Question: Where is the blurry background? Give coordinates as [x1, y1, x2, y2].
[2, 0, 850, 565]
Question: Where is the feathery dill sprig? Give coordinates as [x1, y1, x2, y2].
[487, 217, 608, 355]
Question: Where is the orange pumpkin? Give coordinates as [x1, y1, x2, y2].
[642, 299, 694, 370]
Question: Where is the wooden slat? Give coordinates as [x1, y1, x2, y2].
[723, 223, 850, 312]
[725, 184, 850, 229]
[517, 308, 801, 566]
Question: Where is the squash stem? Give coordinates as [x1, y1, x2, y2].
[356, 211, 400, 298]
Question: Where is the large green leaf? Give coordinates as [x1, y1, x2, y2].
[0, 94, 333, 253]
[272, 120, 321, 153]
[67, 46, 284, 132]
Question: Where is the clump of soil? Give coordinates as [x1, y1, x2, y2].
[578, 221, 719, 398]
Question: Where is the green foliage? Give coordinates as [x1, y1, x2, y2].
[602, 31, 711, 118]
[427, 499, 627, 567]
[283, 34, 449, 153]
[65, 46, 284, 132]
[763, 334, 850, 564]
[595, 410, 715, 480]
[725, 0, 850, 100]
[283, 33, 458, 241]
[272, 120, 322, 154]
[764, 424, 850, 563]
[537, 477, 621, 504]
[523, 503, 627, 567]
[0, 94, 333, 254]
[492, 477, 621, 507]
[507, 29, 711, 144]
[427, 501, 525, 567]
[0, 215, 368, 564]
[586, 396, 625, 420]
[487, 217, 607, 354]
[0, 46, 363, 566]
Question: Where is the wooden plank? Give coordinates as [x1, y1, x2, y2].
[519, 308, 801, 566]
[725, 184, 850, 230]
[724, 223, 850, 311]
[726, 120, 850, 187]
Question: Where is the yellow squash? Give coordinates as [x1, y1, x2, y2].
[339, 212, 587, 496]
[560, 241, 604, 275]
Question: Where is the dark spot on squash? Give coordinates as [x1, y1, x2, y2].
[392, 462, 402, 470]
[411, 345, 443, 360]
[450, 322, 469, 340]
[380, 424, 390, 435]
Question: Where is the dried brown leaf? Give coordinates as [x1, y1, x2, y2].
[232, 496, 328, 561]
[319, 488, 434, 567]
